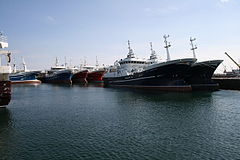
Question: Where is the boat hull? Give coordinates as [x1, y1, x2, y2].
[11, 79, 41, 84]
[0, 81, 11, 106]
[87, 70, 105, 83]
[104, 58, 196, 91]
[71, 70, 88, 83]
[185, 60, 223, 91]
[10, 71, 41, 84]
[44, 69, 72, 84]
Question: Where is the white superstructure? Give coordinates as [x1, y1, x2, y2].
[0, 32, 12, 80]
[104, 41, 147, 78]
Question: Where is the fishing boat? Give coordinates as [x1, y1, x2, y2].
[9, 58, 41, 84]
[80, 58, 106, 83]
[185, 37, 223, 90]
[71, 69, 88, 83]
[104, 37, 196, 91]
[0, 32, 12, 107]
[10, 71, 41, 84]
[87, 69, 105, 83]
[41, 58, 73, 84]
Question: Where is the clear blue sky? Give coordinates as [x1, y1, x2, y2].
[1, 0, 240, 72]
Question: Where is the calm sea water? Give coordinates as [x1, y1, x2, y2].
[0, 84, 240, 160]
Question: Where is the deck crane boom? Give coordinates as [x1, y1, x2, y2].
[224, 52, 240, 69]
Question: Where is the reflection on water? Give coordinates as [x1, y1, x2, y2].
[1, 84, 240, 159]
[0, 108, 11, 131]
[72, 82, 104, 88]
[0, 108, 12, 159]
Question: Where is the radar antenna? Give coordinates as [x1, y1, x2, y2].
[190, 37, 197, 58]
[163, 35, 171, 61]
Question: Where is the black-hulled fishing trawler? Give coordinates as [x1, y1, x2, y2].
[104, 36, 197, 91]
[185, 37, 223, 90]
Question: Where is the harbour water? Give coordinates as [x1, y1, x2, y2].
[1, 84, 240, 159]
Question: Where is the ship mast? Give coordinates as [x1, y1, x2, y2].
[64, 56, 67, 68]
[149, 42, 157, 60]
[22, 57, 27, 72]
[55, 57, 59, 66]
[190, 37, 197, 59]
[96, 56, 99, 69]
[163, 35, 171, 61]
[127, 40, 135, 58]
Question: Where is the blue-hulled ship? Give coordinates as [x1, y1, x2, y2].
[10, 71, 41, 84]
[9, 59, 41, 84]
[39, 58, 73, 84]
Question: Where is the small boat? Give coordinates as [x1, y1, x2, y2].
[10, 59, 41, 84]
[0, 32, 12, 107]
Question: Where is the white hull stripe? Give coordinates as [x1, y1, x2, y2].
[110, 84, 192, 88]
[109, 75, 158, 83]
[11, 80, 41, 83]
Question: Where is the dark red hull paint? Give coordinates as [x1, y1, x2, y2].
[87, 70, 105, 82]
[72, 70, 88, 83]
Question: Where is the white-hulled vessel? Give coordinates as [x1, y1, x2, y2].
[0, 32, 12, 106]
[104, 37, 197, 91]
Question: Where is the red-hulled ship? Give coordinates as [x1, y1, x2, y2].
[81, 58, 106, 83]
[87, 69, 105, 83]
[71, 70, 88, 83]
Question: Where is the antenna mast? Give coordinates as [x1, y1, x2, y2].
[127, 40, 135, 58]
[149, 42, 157, 60]
[22, 57, 27, 72]
[64, 56, 67, 68]
[163, 35, 171, 61]
[150, 42, 153, 52]
[190, 37, 197, 58]
[55, 57, 59, 66]
[96, 56, 99, 69]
